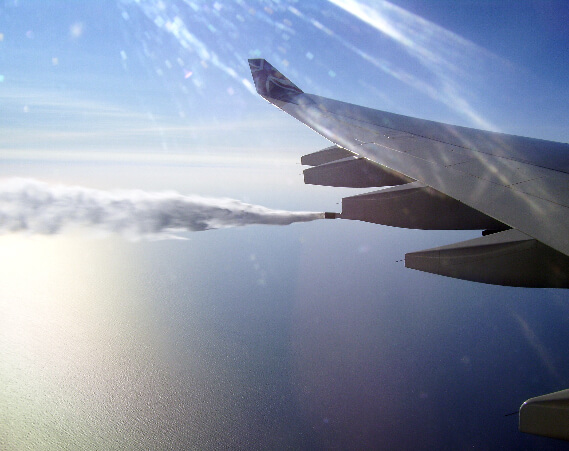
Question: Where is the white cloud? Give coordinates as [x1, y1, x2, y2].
[328, 0, 506, 129]
[0, 179, 323, 240]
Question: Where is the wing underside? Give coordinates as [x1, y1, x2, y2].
[249, 58, 569, 288]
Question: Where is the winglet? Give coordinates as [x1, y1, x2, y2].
[248, 59, 304, 102]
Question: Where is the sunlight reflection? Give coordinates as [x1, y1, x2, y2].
[328, 0, 502, 129]
[511, 311, 562, 385]
[0, 235, 161, 448]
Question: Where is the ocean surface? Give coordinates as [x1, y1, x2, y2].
[1, 160, 569, 450]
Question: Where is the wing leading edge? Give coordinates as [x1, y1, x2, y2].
[248, 58, 569, 289]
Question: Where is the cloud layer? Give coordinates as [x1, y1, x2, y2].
[0, 179, 323, 239]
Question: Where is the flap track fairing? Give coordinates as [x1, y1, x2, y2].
[341, 182, 506, 230]
[405, 229, 569, 288]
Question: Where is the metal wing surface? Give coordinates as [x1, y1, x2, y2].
[248, 59, 569, 289]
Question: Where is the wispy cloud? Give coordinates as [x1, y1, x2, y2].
[0, 179, 323, 240]
[119, 0, 256, 94]
[327, 0, 506, 129]
[118, 0, 502, 130]
[511, 311, 562, 385]
[1, 84, 298, 152]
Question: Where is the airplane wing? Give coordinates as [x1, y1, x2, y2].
[248, 58, 569, 289]
[248, 58, 569, 441]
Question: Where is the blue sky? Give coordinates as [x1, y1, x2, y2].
[2, 0, 569, 165]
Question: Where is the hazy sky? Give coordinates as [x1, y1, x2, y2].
[2, 0, 568, 166]
[2, 1, 569, 449]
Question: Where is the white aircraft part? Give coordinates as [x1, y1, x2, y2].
[519, 389, 569, 440]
